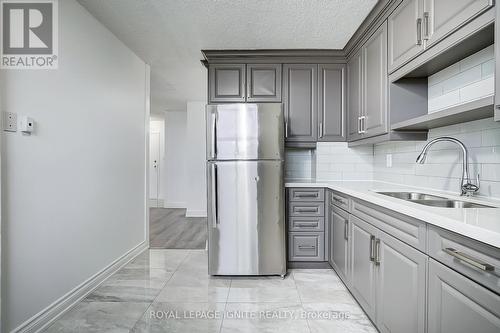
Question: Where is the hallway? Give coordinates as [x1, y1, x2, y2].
[149, 208, 207, 249]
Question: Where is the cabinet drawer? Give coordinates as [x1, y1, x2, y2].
[289, 232, 325, 261]
[289, 217, 324, 232]
[329, 190, 350, 211]
[428, 226, 500, 294]
[289, 188, 324, 201]
[288, 202, 325, 217]
[351, 199, 426, 251]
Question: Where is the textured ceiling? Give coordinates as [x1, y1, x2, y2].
[77, 0, 377, 112]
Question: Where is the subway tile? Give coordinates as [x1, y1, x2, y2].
[478, 180, 500, 199]
[481, 164, 500, 182]
[428, 90, 460, 112]
[481, 127, 500, 147]
[460, 117, 500, 133]
[481, 59, 495, 79]
[428, 63, 460, 86]
[459, 76, 494, 103]
[459, 44, 494, 72]
[441, 66, 481, 95]
[428, 83, 443, 99]
[428, 123, 462, 138]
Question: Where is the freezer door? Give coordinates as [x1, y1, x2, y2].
[207, 160, 285, 275]
[206, 104, 284, 160]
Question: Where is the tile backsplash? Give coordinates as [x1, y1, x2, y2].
[428, 45, 494, 113]
[316, 142, 374, 181]
[374, 117, 500, 198]
[285, 148, 315, 179]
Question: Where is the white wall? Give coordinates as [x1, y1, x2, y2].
[0, 1, 147, 331]
[164, 111, 188, 208]
[186, 102, 207, 217]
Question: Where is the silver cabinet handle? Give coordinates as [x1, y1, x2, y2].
[423, 12, 430, 39]
[211, 164, 218, 227]
[416, 18, 423, 45]
[332, 196, 345, 205]
[296, 193, 319, 198]
[344, 220, 349, 240]
[375, 238, 381, 265]
[369, 235, 376, 262]
[211, 111, 217, 159]
[443, 248, 494, 271]
[298, 245, 316, 249]
[284, 120, 289, 138]
[318, 121, 323, 138]
[296, 208, 318, 213]
[357, 116, 362, 134]
[296, 223, 318, 227]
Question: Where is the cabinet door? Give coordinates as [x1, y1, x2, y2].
[330, 206, 349, 283]
[289, 232, 325, 261]
[246, 64, 282, 102]
[283, 64, 318, 142]
[209, 64, 246, 103]
[423, 0, 492, 47]
[388, 0, 424, 73]
[318, 64, 346, 141]
[347, 50, 363, 141]
[428, 259, 500, 333]
[495, 2, 500, 121]
[349, 215, 377, 320]
[376, 231, 427, 333]
[363, 21, 388, 138]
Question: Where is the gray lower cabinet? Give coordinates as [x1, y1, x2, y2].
[209, 64, 246, 103]
[318, 64, 346, 141]
[496, 1, 500, 121]
[329, 204, 349, 283]
[362, 21, 388, 138]
[283, 64, 318, 143]
[349, 215, 378, 320]
[289, 232, 325, 261]
[388, 0, 425, 73]
[423, 0, 492, 47]
[246, 64, 282, 102]
[428, 258, 500, 333]
[376, 230, 427, 333]
[347, 49, 363, 141]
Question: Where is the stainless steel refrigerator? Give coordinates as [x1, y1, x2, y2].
[206, 103, 286, 276]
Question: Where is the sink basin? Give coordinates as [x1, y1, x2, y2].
[410, 200, 494, 208]
[377, 192, 447, 201]
[376, 191, 495, 208]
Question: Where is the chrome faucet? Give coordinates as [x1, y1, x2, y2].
[416, 137, 480, 197]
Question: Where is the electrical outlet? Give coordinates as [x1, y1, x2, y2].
[386, 154, 393, 168]
[3, 112, 17, 132]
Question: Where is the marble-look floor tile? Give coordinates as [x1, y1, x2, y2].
[175, 250, 209, 274]
[126, 249, 190, 271]
[221, 302, 310, 333]
[167, 269, 230, 288]
[85, 284, 162, 303]
[131, 302, 224, 333]
[45, 301, 149, 333]
[297, 287, 351, 304]
[156, 285, 230, 303]
[303, 302, 377, 333]
[292, 269, 342, 284]
[228, 276, 300, 303]
[110, 267, 172, 283]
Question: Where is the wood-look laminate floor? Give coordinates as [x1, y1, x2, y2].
[149, 208, 207, 249]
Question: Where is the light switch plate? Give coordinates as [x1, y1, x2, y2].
[386, 154, 393, 168]
[3, 112, 17, 132]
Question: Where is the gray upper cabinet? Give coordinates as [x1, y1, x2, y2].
[495, 2, 500, 121]
[362, 21, 388, 138]
[428, 259, 500, 333]
[246, 64, 282, 102]
[209, 64, 246, 103]
[376, 231, 427, 333]
[349, 215, 377, 320]
[283, 64, 318, 143]
[347, 50, 363, 141]
[423, 0, 492, 47]
[329, 205, 349, 283]
[318, 64, 346, 141]
[388, 0, 424, 73]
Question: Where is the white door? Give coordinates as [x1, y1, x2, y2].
[149, 132, 161, 207]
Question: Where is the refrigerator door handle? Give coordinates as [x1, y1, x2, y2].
[211, 164, 219, 227]
[211, 111, 217, 159]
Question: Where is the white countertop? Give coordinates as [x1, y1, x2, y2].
[285, 179, 500, 249]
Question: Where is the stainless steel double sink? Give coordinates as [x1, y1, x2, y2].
[377, 192, 495, 208]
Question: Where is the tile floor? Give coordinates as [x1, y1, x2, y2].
[45, 250, 377, 333]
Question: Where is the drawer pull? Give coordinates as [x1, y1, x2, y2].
[298, 245, 316, 249]
[375, 238, 381, 265]
[344, 220, 348, 240]
[443, 248, 494, 271]
[369, 235, 376, 262]
[332, 197, 345, 205]
[296, 193, 319, 198]
[296, 223, 318, 227]
[296, 208, 318, 213]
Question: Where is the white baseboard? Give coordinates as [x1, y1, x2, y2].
[149, 198, 165, 207]
[185, 209, 207, 218]
[12, 241, 149, 333]
[164, 201, 186, 209]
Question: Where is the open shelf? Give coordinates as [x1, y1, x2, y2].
[391, 96, 494, 131]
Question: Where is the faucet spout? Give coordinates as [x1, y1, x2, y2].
[415, 137, 479, 196]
